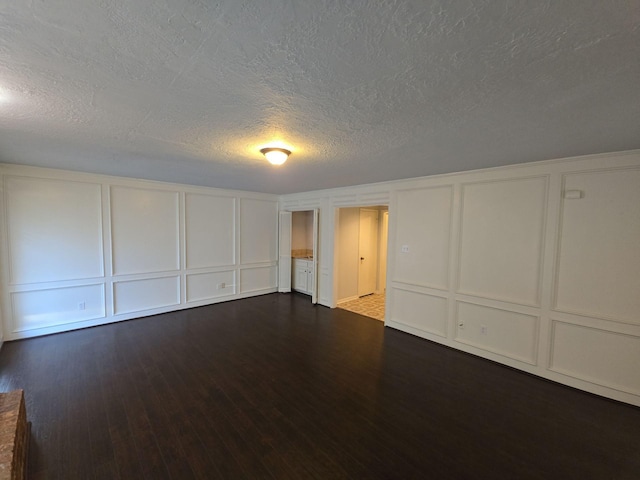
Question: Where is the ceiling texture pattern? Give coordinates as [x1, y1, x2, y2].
[0, 0, 639, 194]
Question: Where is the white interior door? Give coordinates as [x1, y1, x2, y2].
[278, 211, 292, 292]
[358, 208, 379, 296]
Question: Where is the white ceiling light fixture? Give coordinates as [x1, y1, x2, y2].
[260, 147, 291, 166]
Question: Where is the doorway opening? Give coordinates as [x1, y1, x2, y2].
[279, 209, 319, 303]
[335, 206, 389, 321]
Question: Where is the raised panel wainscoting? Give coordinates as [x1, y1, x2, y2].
[0, 166, 279, 340]
[281, 150, 640, 407]
[1, 150, 640, 408]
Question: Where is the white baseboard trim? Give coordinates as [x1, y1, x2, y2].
[337, 295, 359, 304]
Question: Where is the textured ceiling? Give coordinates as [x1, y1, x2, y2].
[0, 1, 639, 194]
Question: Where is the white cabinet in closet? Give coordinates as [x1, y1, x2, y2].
[292, 258, 314, 295]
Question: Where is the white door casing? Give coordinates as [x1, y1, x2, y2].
[311, 209, 319, 304]
[278, 211, 292, 293]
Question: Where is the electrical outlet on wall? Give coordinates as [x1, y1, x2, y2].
[480, 325, 487, 335]
[401, 245, 409, 253]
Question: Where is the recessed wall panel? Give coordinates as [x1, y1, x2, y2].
[6, 176, 103, 284]
[393, 187, 452, 289]
[455, 302, 538, 364]
[240, 199, 277, 264]
[186, 271, 236, 302]
[111, 186, 179, 275]
[550, 321, 640, 395]
[390, 289, 447, 337]
[185, 194, 235, 269]
[11, 284, 105, 332]
[240, 266, 277, 293]
[555, 169, 640, 323]
[113, 276, 180, 315]
[458, 177, 546, 306]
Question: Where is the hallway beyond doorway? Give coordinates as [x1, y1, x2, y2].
[335, 205, 388, 311]
[338, 293, 385, 321]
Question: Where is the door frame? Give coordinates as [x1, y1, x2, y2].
[333, 204, 389, 310]
[279, 208, 319, 304]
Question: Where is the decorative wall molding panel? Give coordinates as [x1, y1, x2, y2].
[455, 301, 539, 365]
[330, 191, 390, 207]
[297, 198, 322, 208]
[240, 266, 278, 294]
[11, 284, 105, 332]
[331, 194, 358, 206]
[6, 176, 104, 285]
[457, 176, 547, 307]
[389, 288, 447, 337]
[359, 192, 391, 205]
[110, 186, 180, 276]
[0, 165, 279, 340]
[554, 168, 640, 324]
[240, 198, 278, 265]
[319, 266, 331, 305]
[185, 194, 235, 270]
[281, 200, 302, 210]
[186, 271, 236, 303]
[549, 320, 640, 396]
[113, 276, 180, 315]
[393, 186, 452, 290]
[280, 149, 640, 406]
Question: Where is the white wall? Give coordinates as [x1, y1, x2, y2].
[291, 211, 306, 250]
[0, 165, 279, 340]
[291, 210, 314, 251]
[305, 211, 314, 250]
[281, 150, 640, 407]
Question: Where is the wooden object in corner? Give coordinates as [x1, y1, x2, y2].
[0, 390, 28, 480]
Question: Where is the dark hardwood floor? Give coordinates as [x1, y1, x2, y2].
[0, 293, 639, 479]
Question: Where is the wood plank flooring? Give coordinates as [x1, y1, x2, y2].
[0, 293, 639, 479]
